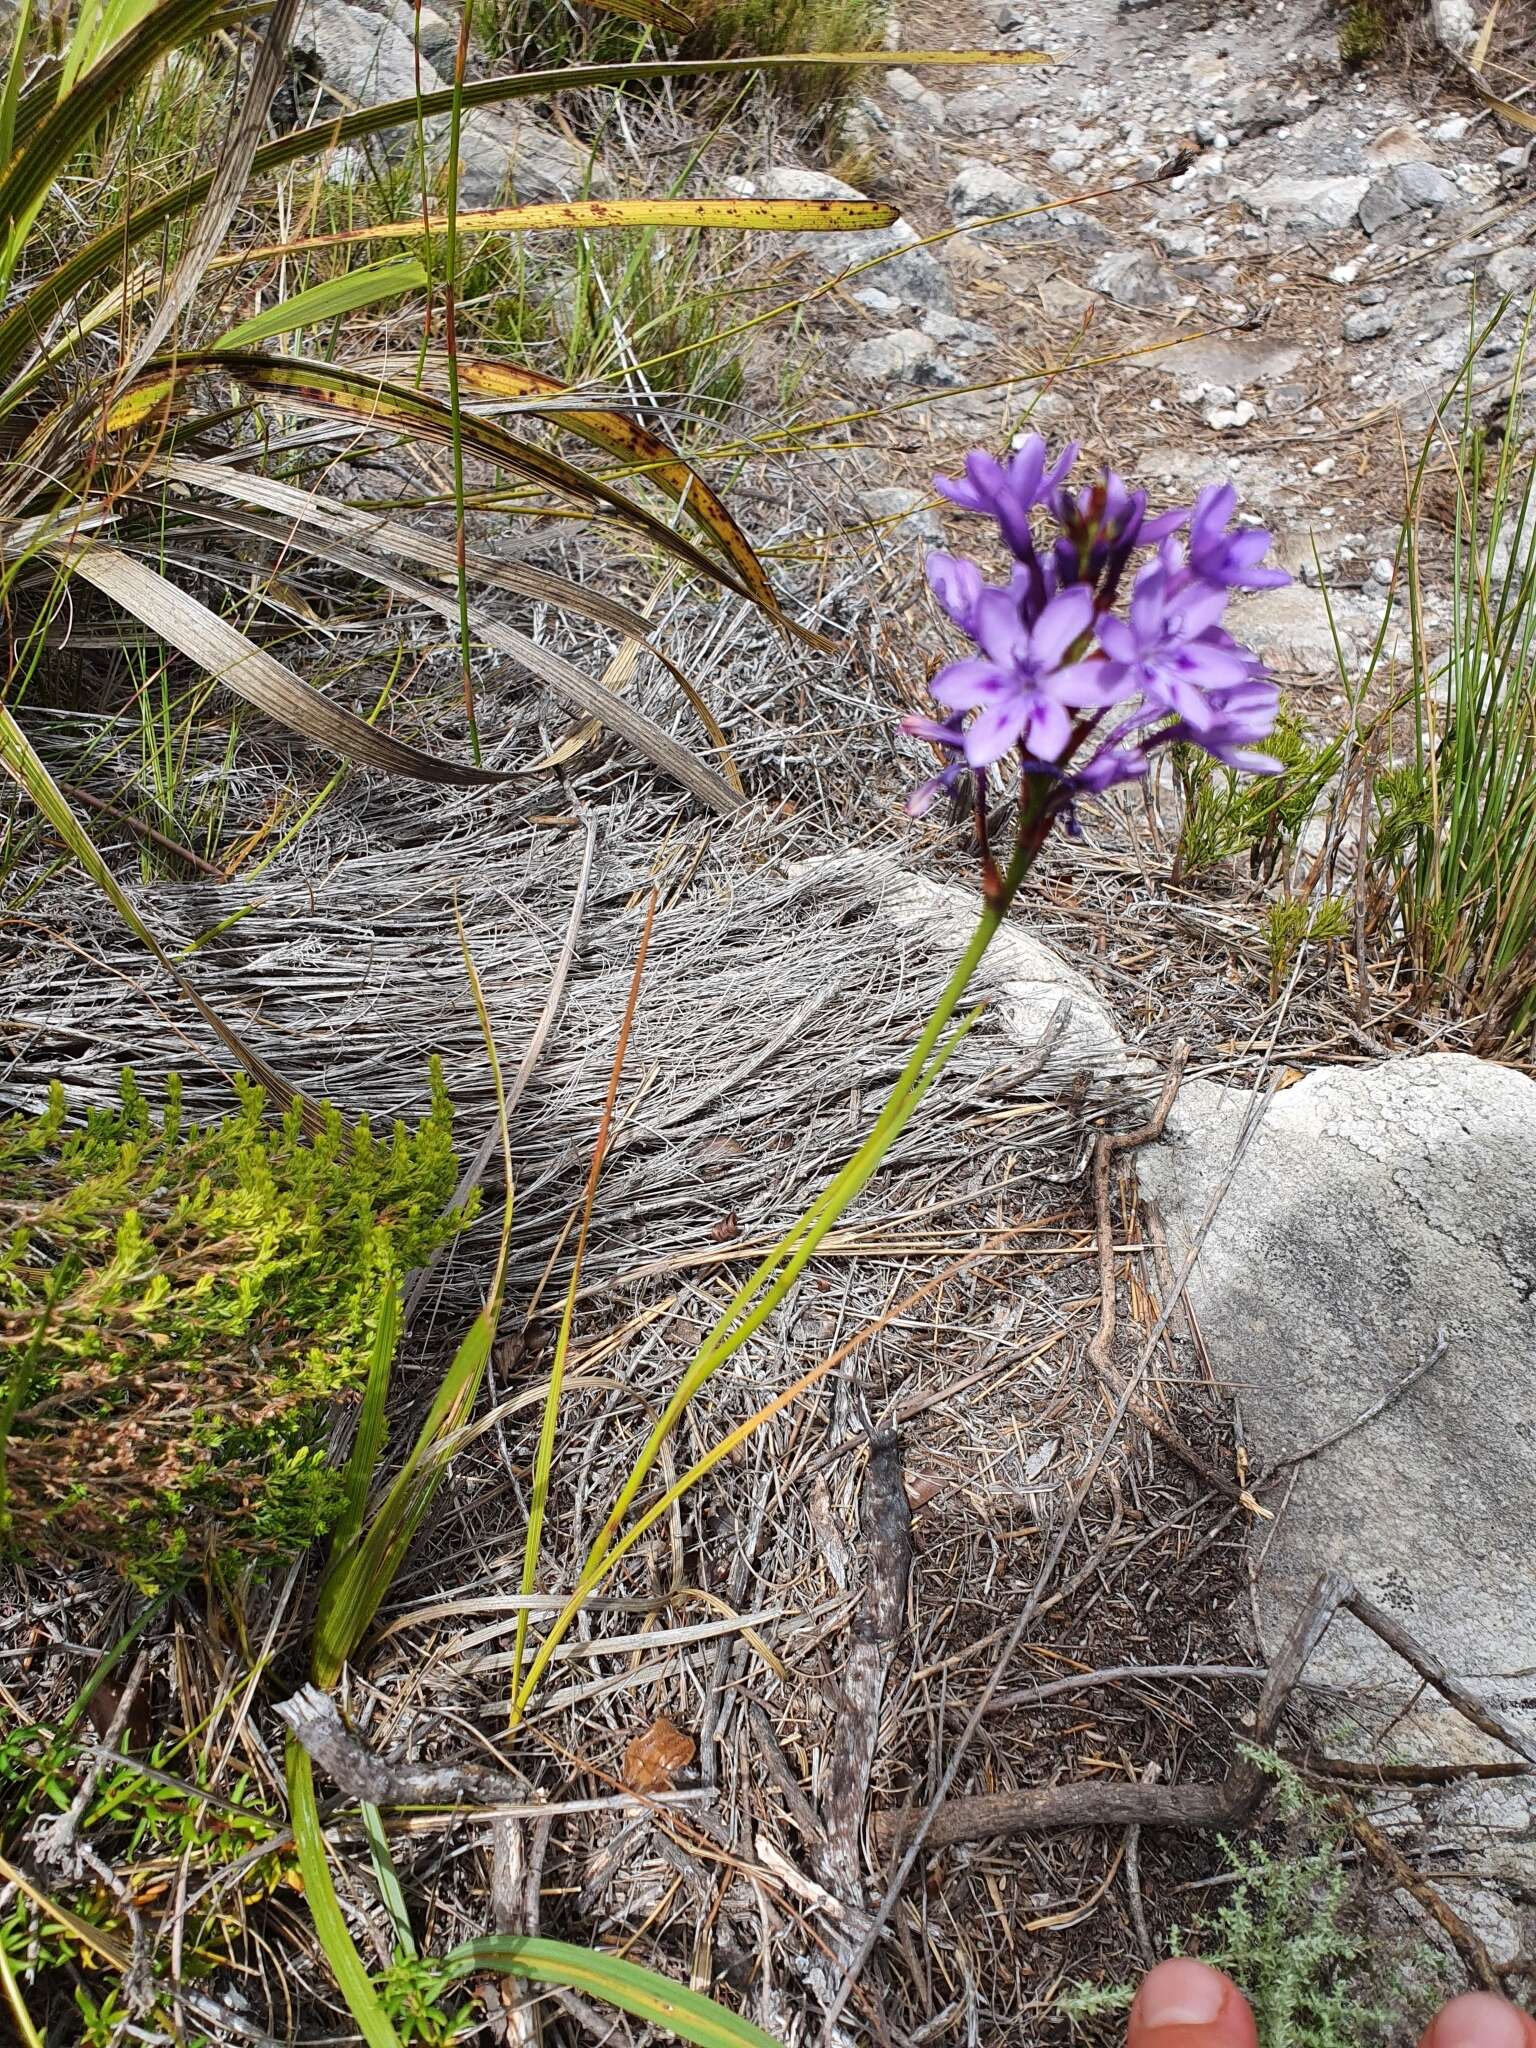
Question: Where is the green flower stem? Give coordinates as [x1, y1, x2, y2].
[555, 787, 1054, 1691]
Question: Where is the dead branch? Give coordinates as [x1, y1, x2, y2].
[819, 1432, 912, 1903]
[877, 1568, 1533, 1868]
[1344, 1804, 1500, 1992]
[276, 1685, 525, 1806]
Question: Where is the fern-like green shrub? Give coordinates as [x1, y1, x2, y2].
[0, 1069, 469, 1583]
[1172, 706, 1346, 884]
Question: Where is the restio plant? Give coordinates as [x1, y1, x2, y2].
[0, 1068, 468, 1581]
[1364, 312, 1536, 1050]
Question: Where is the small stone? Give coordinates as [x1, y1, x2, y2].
[919, 309, 998, 345]
[1152, 220, 1210, 260]
[1394, 158, 1459, 210]
[1265, 383, 1308, 415]
[944, 84, 1029, 135]
[884, 67, 944, 125]
[1433, 114, 1471, 141]
[1358, 176, 1414, 235]
[1496, 144, 1531, 169]
[1206, 398, 1256, 430]
[1372, 557, 1395, 584]
[859, 485, 944, 542]
[1343, 308, 1395, 343]
[756, 166, 952, 312]
[1240, 174, 1370, 232]
[845, 327, 959, 386]
[1487, 246, 1536, 295]
[852, 287, 904, 316]
[1088, 246, 1181, 309]
[948, 162, 1106, 249]
[1047, 146, 1086, 172]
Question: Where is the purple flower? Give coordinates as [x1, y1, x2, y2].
[1051, 470, 1188, 592]
[1162, 675, 1283, 775]
[929, 583, 1109, 768]
[1185, 484, 1289, 591]
[1096, 548, 1252, 729]
[934, 434, 1078, 560]
[900, 710, 972, 815]
[926, 551, 987, 638]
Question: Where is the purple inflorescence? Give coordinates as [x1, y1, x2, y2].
[905, 435, 1289, 819]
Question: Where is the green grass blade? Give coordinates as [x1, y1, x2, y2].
[359, 1800, 415, 1959]
[442, 1936, 777, 2048]
[0, 0, 36, 165]
[330, 1278, 401, 1561]
[287, 1741, 403, 2048]
[212, 257, 428, 351]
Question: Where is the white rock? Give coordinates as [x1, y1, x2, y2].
[1140, 1054, 1536, 1709]
[859, 486, 943, 542]
[845, 327, 957, 386]
[885, 67, 945, 125]
[1088, 247, 1181, 309]
[755, 167, 951, 311]
[1240, 174, 1370, 232]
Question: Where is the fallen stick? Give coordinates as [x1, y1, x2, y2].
[877, 1569, 1532, 1864]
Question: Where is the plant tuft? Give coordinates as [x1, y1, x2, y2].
[0, 1066, 470, 1584]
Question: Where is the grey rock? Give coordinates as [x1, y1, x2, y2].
[852, 287, 904, 316]
[948, 161, 1107, 248]
[845, 327, 959, 386]
[1239, 174, 1370, 232]
[1488, 245, 1536, 296]
[754, 166, 952, 311]
[859, 485, 943, 543]
[885, 67, 945, 125]
[357, 0, 457, 71]
[919, 309, 998, 345]
[1431, 0, 1479, 54]
[1140, 1055, 1536, 1708]
[294, 1, 603, 201]
[1360, 161, 1458, 235]
[1394, 158, 1459, 211]
[1343, 307, 1395, 342]
[1151, 220, 1210, 260]
[944, 84, 1030, 135]
[1088, 246, 1181, 309]
[1357, 176, 1414, 236]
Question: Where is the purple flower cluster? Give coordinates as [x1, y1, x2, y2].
[903, 437, 1289, 820]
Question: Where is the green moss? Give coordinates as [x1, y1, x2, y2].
[0, 1067, 471, 1583]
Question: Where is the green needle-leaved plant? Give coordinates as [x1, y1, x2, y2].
[0, 1066, 469, 1582]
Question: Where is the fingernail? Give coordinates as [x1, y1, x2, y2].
[1426, 1994, 1531, 2048]
[1136, 1959, 1228, 2030]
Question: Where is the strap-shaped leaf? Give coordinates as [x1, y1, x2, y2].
[187, 351, 775, 616]
[60, 541, 510, 785]
[189, 502, 745, 814]
[0, 50, 1046, 381]
[418, 351, 788, 627]
[442, 1937, 778, 2048]
[210, 256, 428, 351]
[225, 194, 901, 260]
[154, 455, 744, 793]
